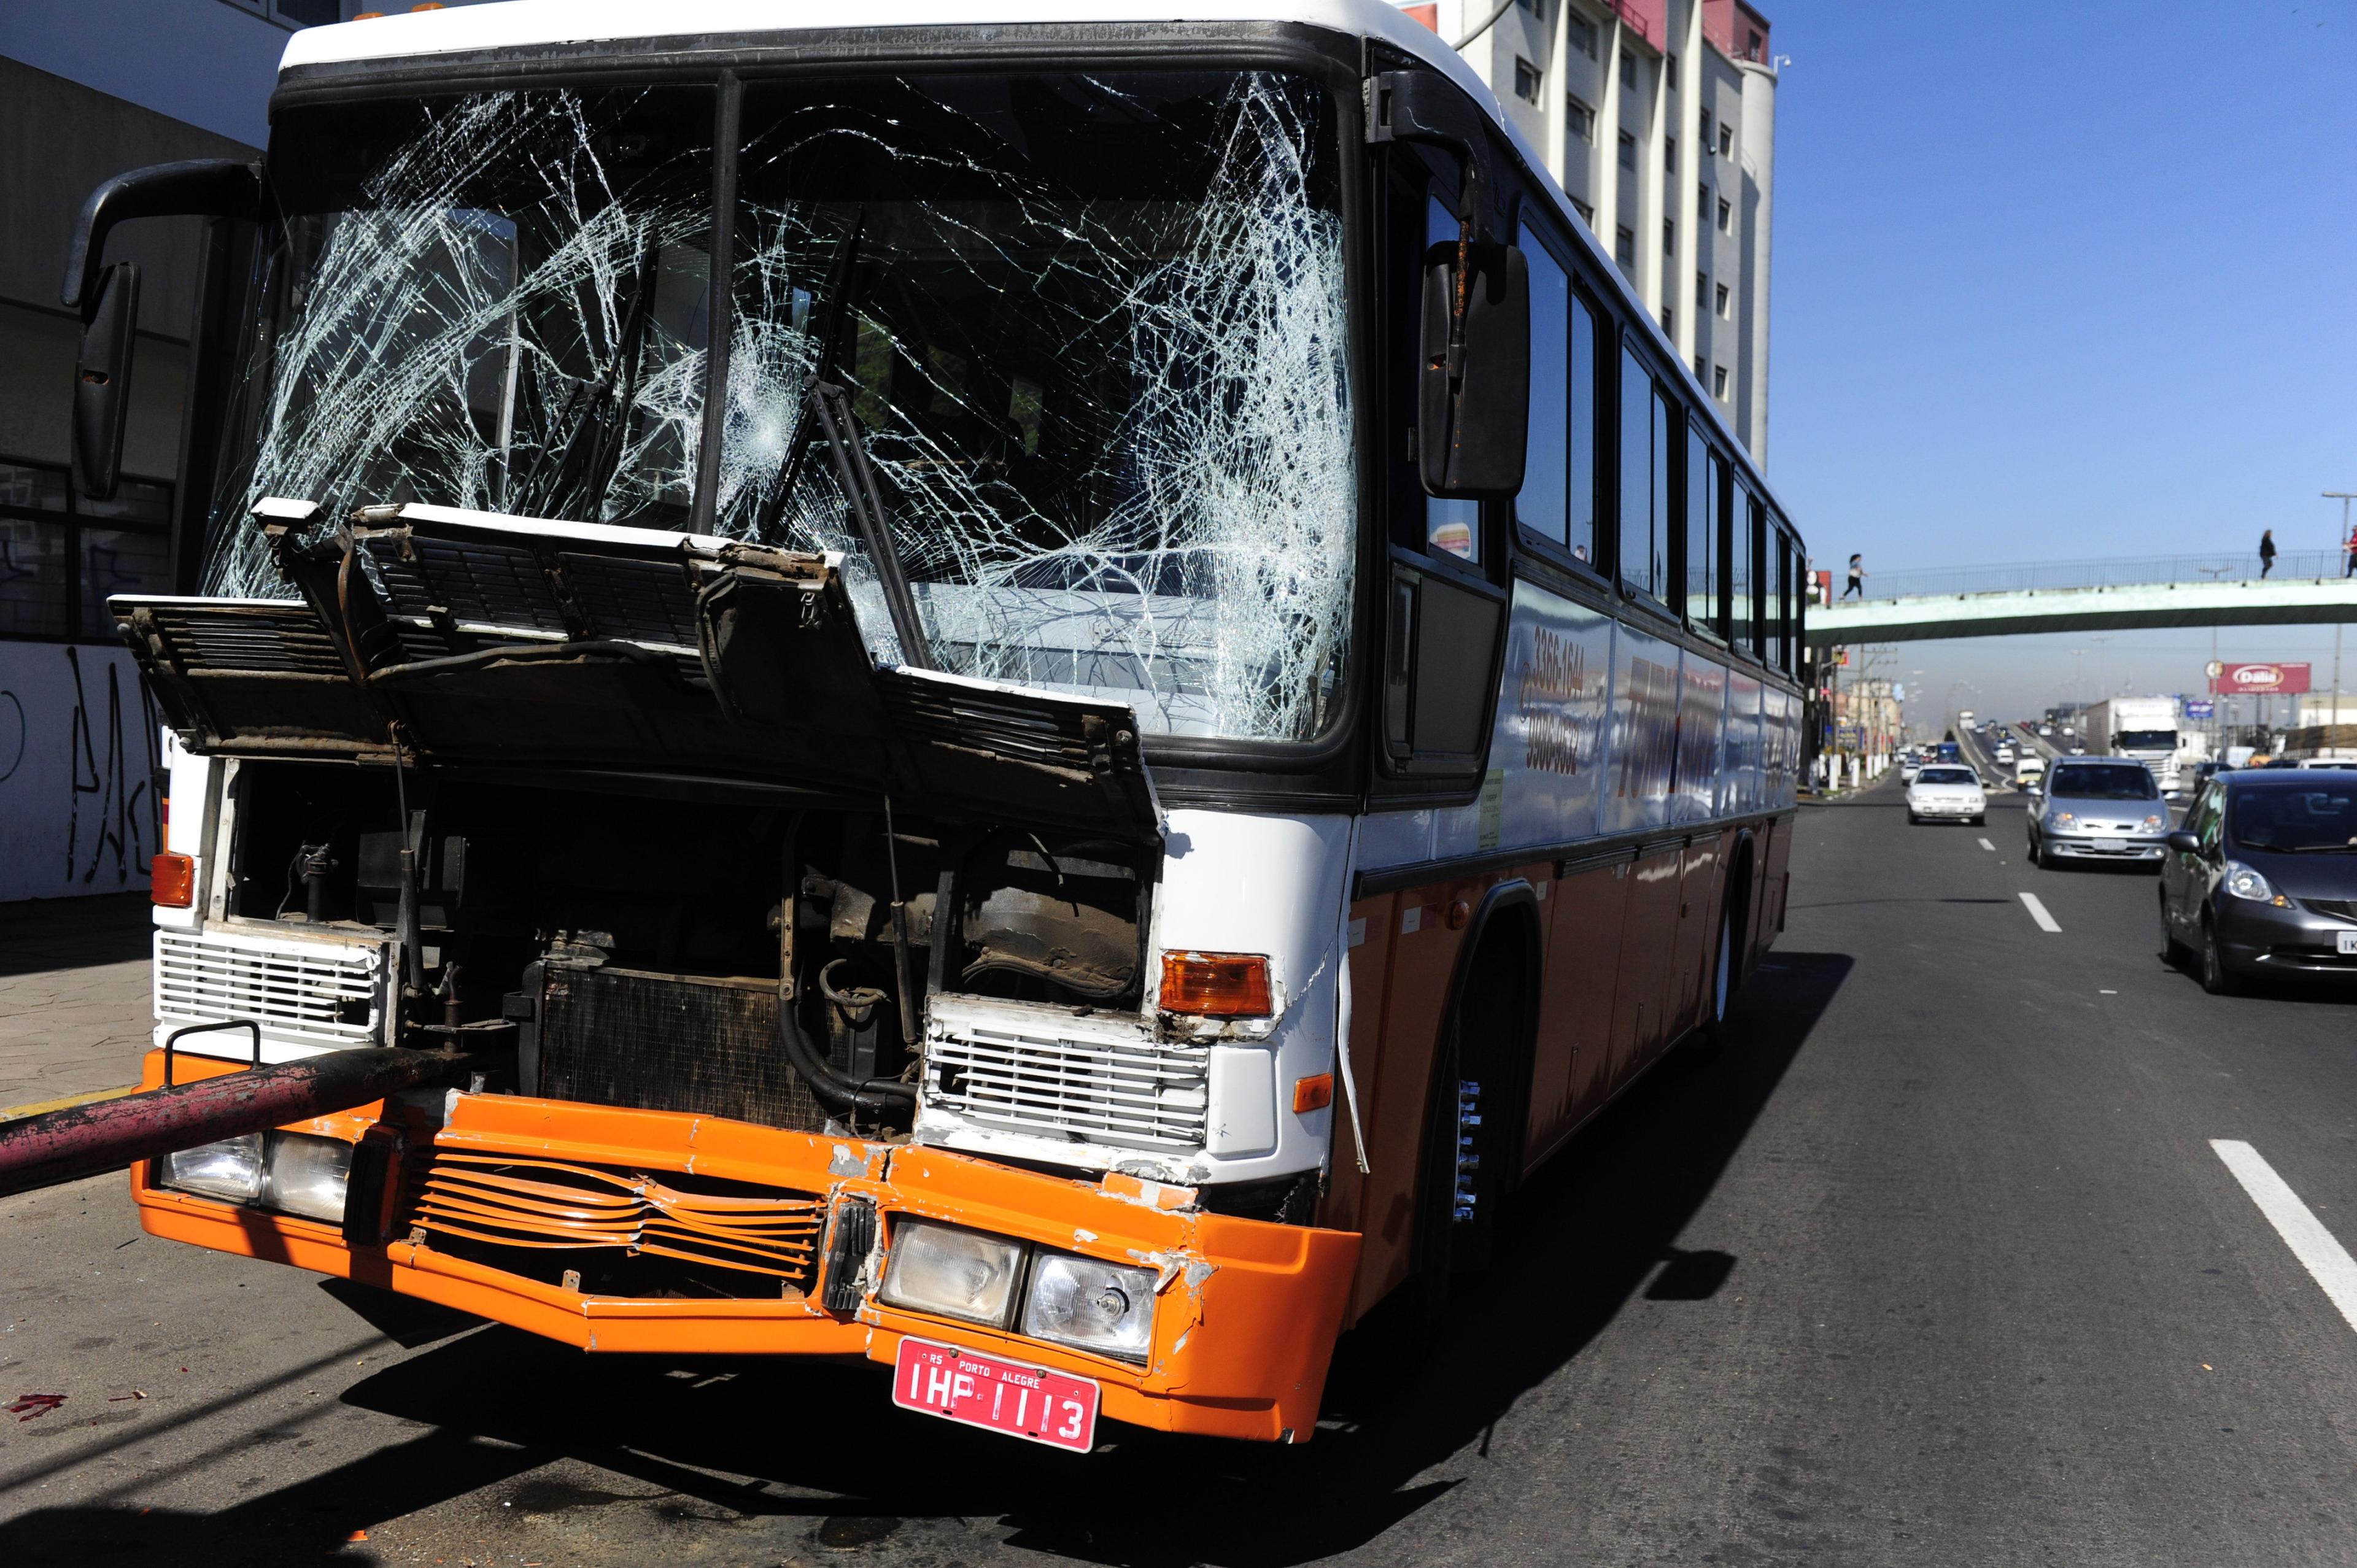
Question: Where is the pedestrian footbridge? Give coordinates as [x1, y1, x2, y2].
[1806, 550, 2357, 647]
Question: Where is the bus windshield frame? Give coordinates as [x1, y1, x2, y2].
[210, 65, 1359, 753]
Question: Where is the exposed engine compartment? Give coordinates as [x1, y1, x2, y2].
[219, 757, 1152, 1137]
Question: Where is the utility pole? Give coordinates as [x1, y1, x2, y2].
[2327, 492, 2355, 746]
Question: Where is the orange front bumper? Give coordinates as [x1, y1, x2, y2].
[128, 1052, 1360, 1443]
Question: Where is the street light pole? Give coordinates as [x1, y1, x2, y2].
[2326, 492, 2355, 747]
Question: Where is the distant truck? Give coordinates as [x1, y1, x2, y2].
[2086, 696, 2194, 791]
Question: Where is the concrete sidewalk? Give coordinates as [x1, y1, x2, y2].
[0, 893, 153, 1114]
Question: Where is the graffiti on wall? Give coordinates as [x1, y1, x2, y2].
[0, 643, 161, 902]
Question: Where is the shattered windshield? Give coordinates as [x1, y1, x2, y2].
[719, 72, 1353, 743]
[220, 87, 716, 582]
[215, 69, 1354, 747]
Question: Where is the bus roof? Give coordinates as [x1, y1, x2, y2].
[279, 0, 1792, 535]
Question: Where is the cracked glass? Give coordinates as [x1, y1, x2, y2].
[214, 85, 716, 596]
[209, 70, 1353, 748]
[721, 71, 1355, 744]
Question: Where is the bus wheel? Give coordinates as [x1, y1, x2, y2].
[1689, 906, 1736, 1057]
[1382, 935, 1529, 1356]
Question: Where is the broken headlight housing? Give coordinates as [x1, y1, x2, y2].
[879, 1219, 1024, 1328]
[1021, 1251, 1157, 1362]
[160, 1131, 352, 1224]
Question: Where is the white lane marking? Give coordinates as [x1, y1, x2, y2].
[1978, 838, 1995, 852]
[2019, 892, 2061, 933]
[2212, 1140, 2357, 1335]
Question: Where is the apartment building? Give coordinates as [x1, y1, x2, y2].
[1396, 0, 1777, 464]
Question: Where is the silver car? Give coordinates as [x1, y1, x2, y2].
[2028, 757, 2169, 870]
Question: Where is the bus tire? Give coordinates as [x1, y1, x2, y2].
[1689, 905, 1737, 1057]
[1369, 911, 1538, 1361]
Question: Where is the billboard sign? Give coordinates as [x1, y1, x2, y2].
[2210, 662, 2310, 695]
[2183, 698, 2215, 720]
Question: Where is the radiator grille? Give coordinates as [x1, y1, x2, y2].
[2303, 897, 2357, 922]
[154, 929, 383, 1050]
[926, 1025, 1210, 1151]
[536, 965, 827, 1134]
[409, 1149, 822, 1294]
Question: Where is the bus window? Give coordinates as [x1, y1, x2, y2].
[1569, 292, 1598, 565]
[1781, 529, 1802, 674]
[1685, 423, 1719, 632]
[1425, 197, 1479, 564]
[1728, 485, 1757, 654]
[1617, 342, 1668, 597]
[1516, 218, 1569, 549]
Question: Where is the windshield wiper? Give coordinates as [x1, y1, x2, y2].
[751, 211, 933, 671]
[2280, 841, 2357, 853]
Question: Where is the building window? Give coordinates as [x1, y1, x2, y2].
[1695, 269, 1708, 307]
[1666, 52, 1679, 83]
[1664, 136, 1676, 174]
[1717, 196, 1733, 233]
[1568, 13, 1596, 56]
[1699, 180, 1711, 214]
[1567, 95, 1596, 144]
[1618, 130, 1637, 171]
[1514, 56, 1544, 105]
[1746, 28, 1765, 63]
[1715, 282, 1732, 318]
[0, 458, 173, 643]
[1620, 48, 1636, 88]
[222, 0, 365, 28]
[1571, 195, 1595, 223]
[1661, 306, 1674, 335]
[1700, 109, 1713, 144]
[1713, 365, 1729, 398]
[1663, 218, 1675, 255]
[1693, 354, 1706, 378]
[1515, 0, 1544, 14]
[1718, 122, 1733, 156]
[1614, 225, 1636, 269]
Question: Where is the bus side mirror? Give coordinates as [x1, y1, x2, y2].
[72, 263, 140, 502]
[1418, 241, 1529, 496]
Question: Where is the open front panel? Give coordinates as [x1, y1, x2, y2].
[114, 507, 1159, 841]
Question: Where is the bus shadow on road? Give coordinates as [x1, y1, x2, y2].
[0, 951, 1849, 1568]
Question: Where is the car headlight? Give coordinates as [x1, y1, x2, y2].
[265, 1134, 352, 1223]
[161, 1133, 264, 1203]
[2142, 815, 2164, 830]
[2052, 811, 2075, 825]
[160, 1131, 352, 1222]
[1021, 1251, 1158, 1362]
[2223, 860, 2289, 906]
[880, 1219, 1024, 1328]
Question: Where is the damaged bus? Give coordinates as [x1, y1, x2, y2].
[70, 0, 1803, 1450]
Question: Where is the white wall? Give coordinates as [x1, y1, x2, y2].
[0, 640, 159, 902]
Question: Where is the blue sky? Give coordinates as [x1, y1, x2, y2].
[1764, 0, 2357, 724]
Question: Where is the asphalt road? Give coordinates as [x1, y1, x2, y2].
[6, 781, 2357, 1566]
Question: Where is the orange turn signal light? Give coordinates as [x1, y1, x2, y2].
[1293, 1073, 1334, 1113]
[1158, 951, 1274, 1017]
[151, 852, 195, 909]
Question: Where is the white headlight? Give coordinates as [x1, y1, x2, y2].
[880, 1219, 1025, 1327]
[161, 1134, 265, 1202]
[2224, 861, 2280, 904]
[1021, 1251, 1157, 1362]
[265, 1133, 352, 1224]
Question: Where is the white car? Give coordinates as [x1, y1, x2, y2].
[1996, 745, 2016, 764]
[1908, 764, 1987, 825]
[1900, 757, 1923, 782]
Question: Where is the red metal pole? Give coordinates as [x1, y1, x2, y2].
[0, 1047, 479, 1199]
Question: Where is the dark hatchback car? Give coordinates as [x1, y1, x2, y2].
[2161, 771, 2357, 993]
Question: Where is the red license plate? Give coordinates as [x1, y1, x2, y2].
[891, 1335, 1099, 1453]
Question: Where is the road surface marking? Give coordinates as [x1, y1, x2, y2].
[0, 1083, 144, 1123]
[2019, 892, 2061, 932]
[2211, 1140, 2357, 1335]
[1978, 838, 1995, 851]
